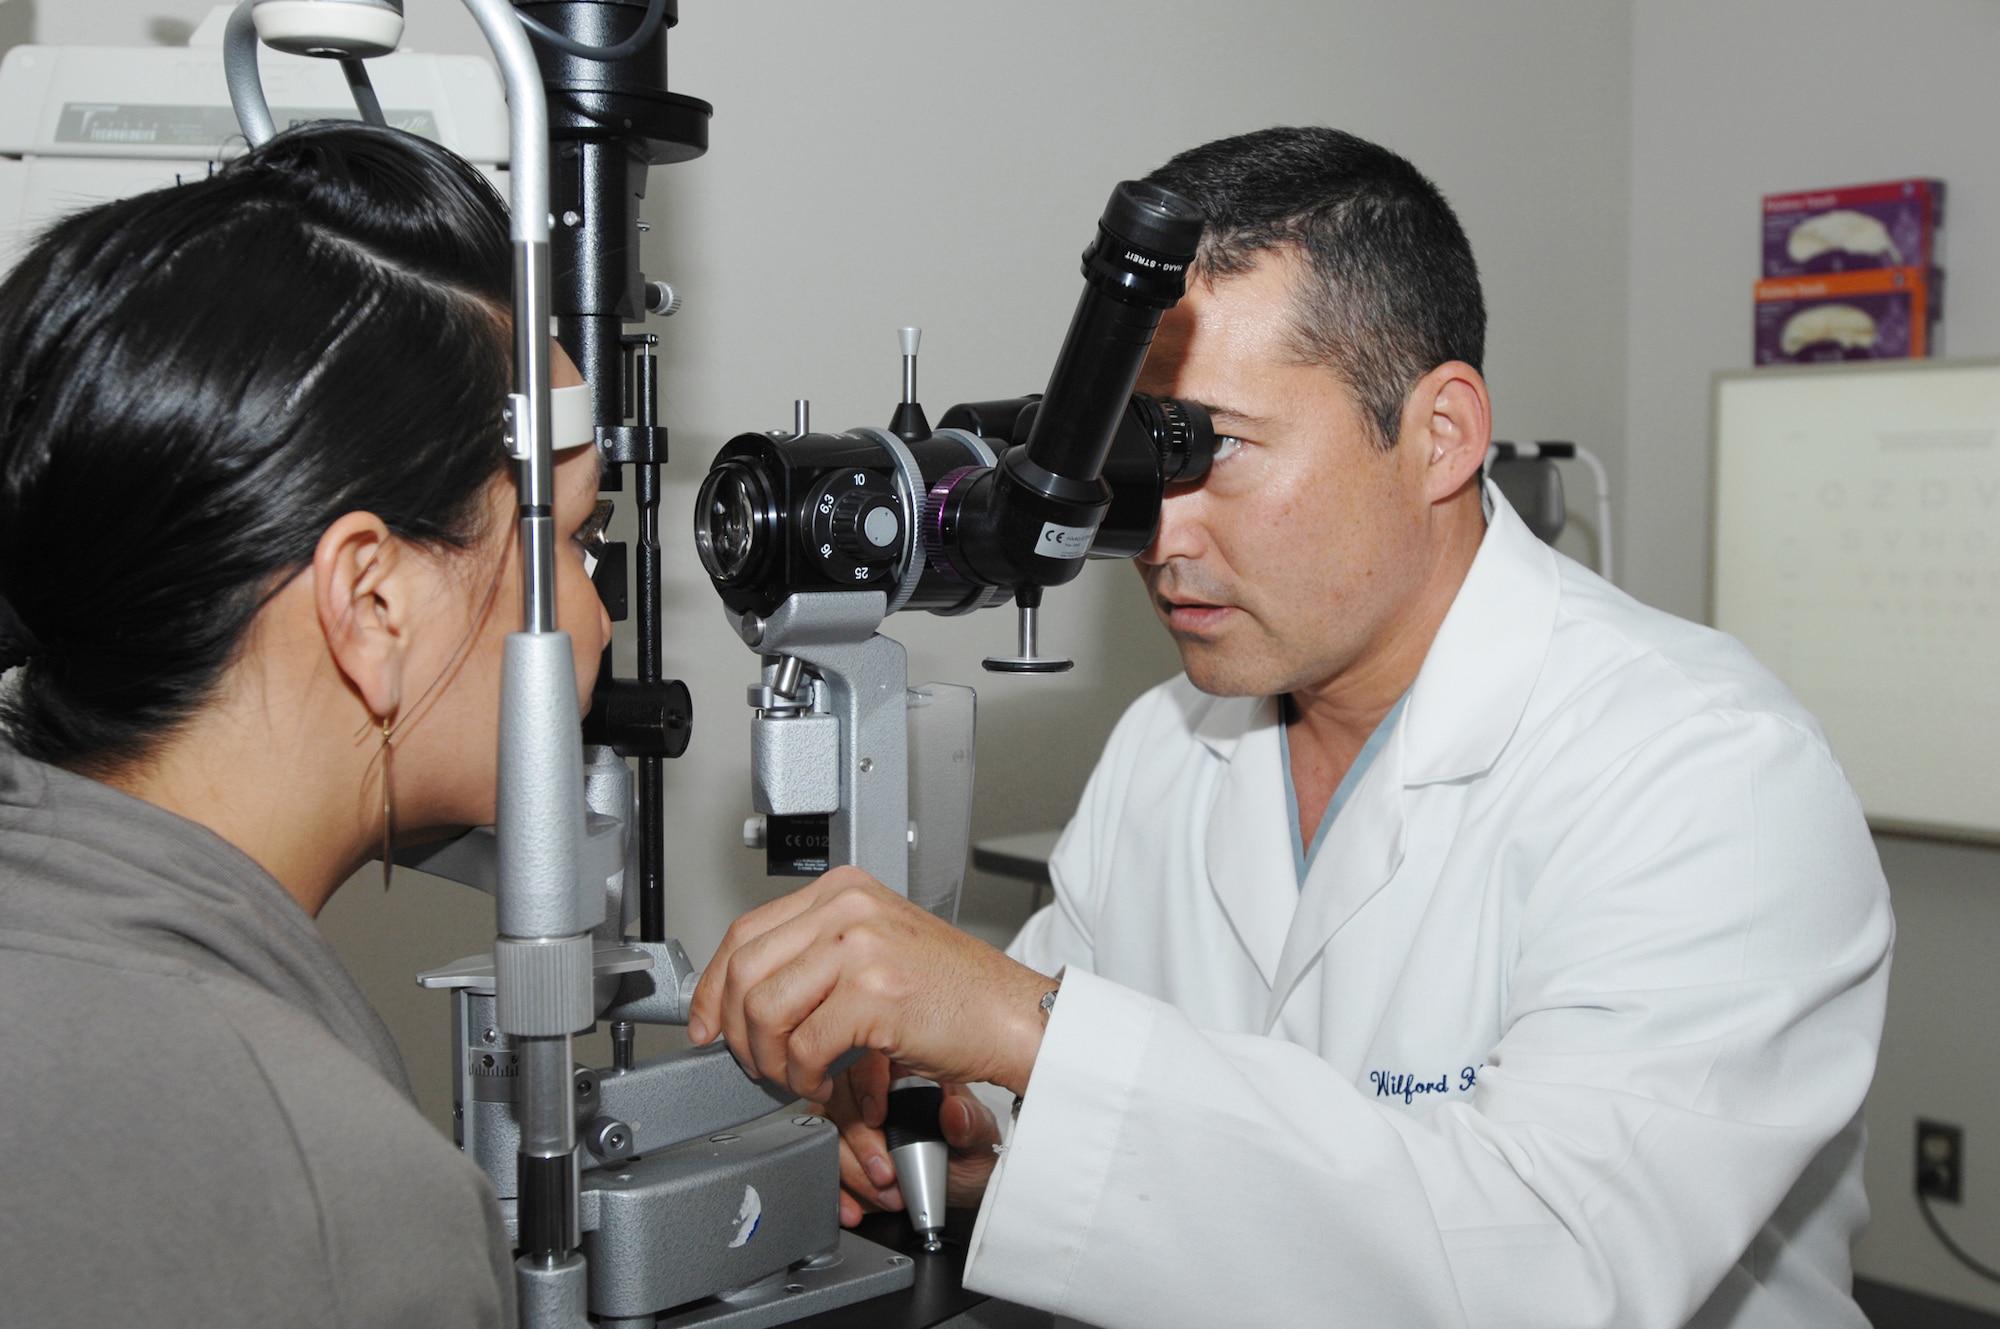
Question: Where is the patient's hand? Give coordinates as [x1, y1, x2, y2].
[817, 1051, 1004, 1226]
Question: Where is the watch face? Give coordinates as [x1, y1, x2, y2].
[1039, 989, 1059, 1015]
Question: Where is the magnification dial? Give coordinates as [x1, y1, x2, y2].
[804, 469, 902, 585]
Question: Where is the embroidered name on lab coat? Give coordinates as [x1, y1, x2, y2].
[1369, 1065, 1480, 1105]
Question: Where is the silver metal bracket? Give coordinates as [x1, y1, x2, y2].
[417, 941, 655, 996]
[734, 594, 911, 894]
[599, 937, 702, 1025]
[652, 1230, 914, 1329]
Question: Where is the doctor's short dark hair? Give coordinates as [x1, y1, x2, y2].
[0, 122, 513, 773]
[1147, 125, 1485, 450]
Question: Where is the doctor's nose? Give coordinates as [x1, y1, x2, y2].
[1141, 486, 1208, 566]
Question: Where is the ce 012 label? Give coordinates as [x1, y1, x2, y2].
[1035, 521, 1096, 560]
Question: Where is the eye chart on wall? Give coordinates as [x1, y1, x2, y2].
[1713, 359, 2000, 842]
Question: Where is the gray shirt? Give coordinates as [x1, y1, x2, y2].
[0, 744, 515, 1326]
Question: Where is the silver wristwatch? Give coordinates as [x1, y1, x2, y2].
[1012, 982, 1062, 1122]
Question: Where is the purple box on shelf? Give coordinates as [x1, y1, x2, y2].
[1761, 179, 1943, 278]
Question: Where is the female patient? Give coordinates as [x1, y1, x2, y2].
[0, 123, 609, 1324]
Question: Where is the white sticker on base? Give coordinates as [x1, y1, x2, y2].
[1036, 521, 1096, 559]
[729, 1185, 763, 1248]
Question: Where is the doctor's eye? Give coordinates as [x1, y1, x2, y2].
[1211, 435, 1245, 464]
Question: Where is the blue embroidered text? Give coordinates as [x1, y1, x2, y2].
[1370, 1065, 1479, 1105]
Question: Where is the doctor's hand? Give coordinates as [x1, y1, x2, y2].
[686, 866, 1053, 1104]
[820, 1052, 1004, 1226]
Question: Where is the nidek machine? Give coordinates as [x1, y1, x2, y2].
[223, 3, 1215, 1324]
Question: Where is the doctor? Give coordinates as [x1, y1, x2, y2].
[687, 126, 1894, 1328]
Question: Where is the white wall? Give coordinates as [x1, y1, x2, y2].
[635, 0, 1636, 950]
[1627, 0, 2000, 1312]
[155, 0, 1621, 1115]
[298, 0, 1642, 1134]
[16, 0, 1635, 1197]
[20, 0, 490, 52]
[27, 0, 2000, 1318]
[34, 0, 2000, 1318]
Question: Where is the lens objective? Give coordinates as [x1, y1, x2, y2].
[695, 463, 764, 582]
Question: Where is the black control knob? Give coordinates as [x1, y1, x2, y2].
[802, 467, 902, 586]
[831, 489, 902, 560]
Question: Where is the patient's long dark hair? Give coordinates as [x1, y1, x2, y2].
[0, 122, 513, 773]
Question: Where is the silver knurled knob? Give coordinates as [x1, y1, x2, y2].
[645, 281, 682, 317]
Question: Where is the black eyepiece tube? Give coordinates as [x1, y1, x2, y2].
[940, 182, 1203, 591]
[1021, 181, 1204, 485]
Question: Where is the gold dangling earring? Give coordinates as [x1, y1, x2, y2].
[380, 715, 397, 892]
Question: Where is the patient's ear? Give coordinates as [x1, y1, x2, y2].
[1401, 361, 1491, 503]
[313, 512, 413, 721]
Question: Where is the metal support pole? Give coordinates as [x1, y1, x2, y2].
[222, 1, 278, 145]
[457, 7, 590, 1324]
[634, 340, 667, 942]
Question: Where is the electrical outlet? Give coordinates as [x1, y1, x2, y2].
[1918, 1119, 1963, 1203]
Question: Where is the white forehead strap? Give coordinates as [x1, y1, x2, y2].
[550, 383, 595, 452]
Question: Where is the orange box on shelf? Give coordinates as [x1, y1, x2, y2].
[1753, 265, 1940, 365]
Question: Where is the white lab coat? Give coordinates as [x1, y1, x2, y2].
[961, 494, 1893, 1329]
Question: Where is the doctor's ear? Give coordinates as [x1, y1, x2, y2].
[1401, 361, 1491, 504]
[313, 511, 417, 721]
